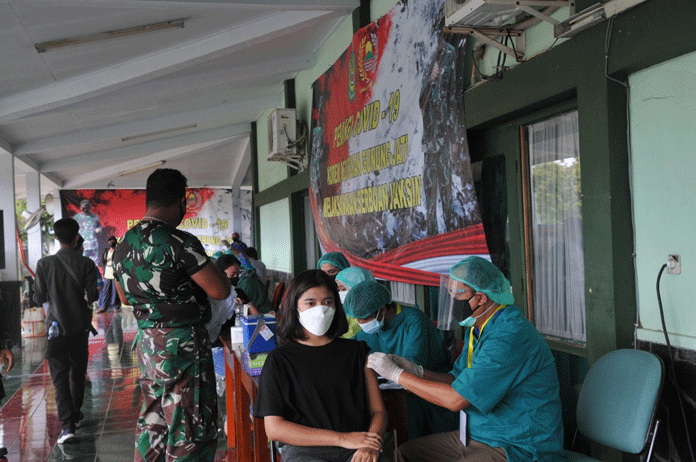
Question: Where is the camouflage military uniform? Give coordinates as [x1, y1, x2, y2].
[114, 221, 217, 462]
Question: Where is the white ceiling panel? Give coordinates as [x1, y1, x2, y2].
[0, 0, 358, 190]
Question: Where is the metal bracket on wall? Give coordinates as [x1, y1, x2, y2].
[446, 26, 525, 61]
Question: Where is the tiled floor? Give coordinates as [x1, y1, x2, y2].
[0, 308, 236, 462]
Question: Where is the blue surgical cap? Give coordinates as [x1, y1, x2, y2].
[336, 267, 375, 290]
[316, 252, 350, 271]
[449, 256, 514, 305]
[344, 281, 391, 319]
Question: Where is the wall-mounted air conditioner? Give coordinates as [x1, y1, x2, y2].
[268, 108, 296, 158]
[445, 0, 520, 28]
[267, 108, 306, 170]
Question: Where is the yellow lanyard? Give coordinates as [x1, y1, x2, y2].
[467, 305, 506, 369]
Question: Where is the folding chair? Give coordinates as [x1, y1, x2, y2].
[567, 349, 664, 462]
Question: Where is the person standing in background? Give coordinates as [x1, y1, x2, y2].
[231, 232, 247, 250]
[113, 168, 230, 462]
[242, 247, 267, 282]
[97, 236, 121, 313]
[73, 200, 102, 269]
[34, 218, 99, 444]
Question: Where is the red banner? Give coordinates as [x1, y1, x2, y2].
[309, 1, 488, 285]
[60, 188, 236, 260]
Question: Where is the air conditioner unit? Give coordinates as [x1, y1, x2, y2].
[447, 0, 573, 27]
[445, 0, 520, 28]
[268, 108, 296, 158]
[267, 108, 305, 170]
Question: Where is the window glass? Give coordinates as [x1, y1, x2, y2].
[526, 111, 585, 343]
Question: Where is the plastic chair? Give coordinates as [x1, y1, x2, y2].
[567, 349, 664, 462]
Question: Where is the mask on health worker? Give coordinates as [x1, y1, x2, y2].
[359, 310, 384, 335]
[338, 290, 349, 305]
[299, 305, 335, 336]
[459, 302, 496, 328]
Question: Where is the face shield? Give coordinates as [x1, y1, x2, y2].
[436, 274, 475, 330]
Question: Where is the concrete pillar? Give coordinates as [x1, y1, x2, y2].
[25, 172, 42, 273]
[51, 187, 62, 254]
[0, 152, 18, 281]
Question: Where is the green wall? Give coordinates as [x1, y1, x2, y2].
[630, 50, 696, 350]
[259, 198, 292, 273]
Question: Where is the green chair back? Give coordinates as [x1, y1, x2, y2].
[575, 349, 664, 454]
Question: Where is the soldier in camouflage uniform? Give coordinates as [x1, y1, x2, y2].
[113, 169, 230, 462]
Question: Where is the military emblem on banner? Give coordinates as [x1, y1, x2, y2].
[186, 190, 202, 210]
[348, 51, 356, 102]
[358, 31, 378, 89]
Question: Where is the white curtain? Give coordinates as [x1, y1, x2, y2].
[390, 281, 417, 306]
[528, 111, 586, 343]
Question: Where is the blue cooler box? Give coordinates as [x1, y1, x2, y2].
[241, 314, 276, 353]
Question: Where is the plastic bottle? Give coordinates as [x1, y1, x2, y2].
[234, 303, 242, 327]
[48, 321, 59, 340]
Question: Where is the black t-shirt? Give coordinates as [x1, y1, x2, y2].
[254, 338, 371, 433]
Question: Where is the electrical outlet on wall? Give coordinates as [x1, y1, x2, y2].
[667, 254, 681, 275]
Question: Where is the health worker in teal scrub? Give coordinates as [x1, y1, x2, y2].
[367, 256, 565, 462]
[316, 252, 350, 278]
[335, 266, 376, 339]
[345, 280, 458, 440]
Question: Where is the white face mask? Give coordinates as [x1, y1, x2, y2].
[338, 290, 349, 305]
[298, 305, 336, 336]
[359, 310, 384, 335]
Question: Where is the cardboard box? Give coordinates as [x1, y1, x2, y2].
[230, 326, 243, 345]
[241, 350, 268, 376]
[241, 314, 276, 353]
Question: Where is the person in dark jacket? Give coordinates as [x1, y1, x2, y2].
[34, 218, 99, 444]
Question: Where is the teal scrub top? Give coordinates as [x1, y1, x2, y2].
[356, 304, 450, 372]
[450, 306, 566, 462]
[237, 274, 272, 314]
[357, 303, 457, 438]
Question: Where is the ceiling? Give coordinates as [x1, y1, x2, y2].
[2, 0, 359, 197]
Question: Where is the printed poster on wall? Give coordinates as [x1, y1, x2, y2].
[60, 188, 236, 263]
[309, 0, 488, 286]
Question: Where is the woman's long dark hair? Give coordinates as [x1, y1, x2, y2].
[276, 269, 348, 344]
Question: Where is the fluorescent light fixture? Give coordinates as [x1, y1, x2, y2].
[35, 19, 186, 53]
[119, 160, 166, 177]
[121, 123, 198, 142]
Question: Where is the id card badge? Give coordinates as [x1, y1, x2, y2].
[459, 411, 467, 447]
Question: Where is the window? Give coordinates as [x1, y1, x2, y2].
[523, 111, 585, 343]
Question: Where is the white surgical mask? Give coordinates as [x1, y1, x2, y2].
[360, 310, 384, 335]
[338, 290, 349, 305]
[299, 305, 335, 336]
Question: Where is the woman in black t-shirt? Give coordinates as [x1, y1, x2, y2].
[255, 269, 387, 462]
